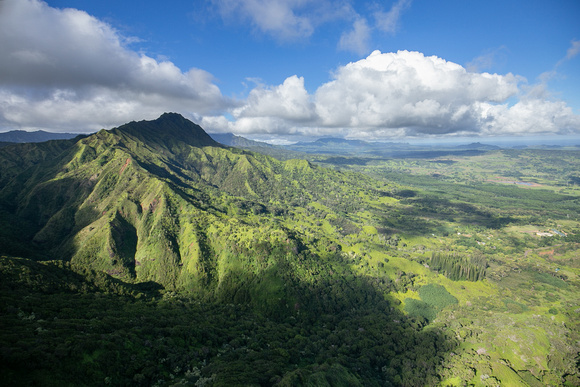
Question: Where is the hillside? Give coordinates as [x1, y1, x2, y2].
[0, 112, 391, 290]
[0, 113, 578, 386]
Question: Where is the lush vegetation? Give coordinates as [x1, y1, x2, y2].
[0, 113, 579, 386]
[429, 252, 487, 281]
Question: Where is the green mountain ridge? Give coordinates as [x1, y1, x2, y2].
[0, 113, 394, 301]
[0, 113, 450, 385]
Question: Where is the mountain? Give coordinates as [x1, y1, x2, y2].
[454, 142, 501, 150]
[286, 137, 377, 154]
[282, 137, 483, 158]
[314, 137, 370, 146]
[0, 129, 80, 143]
[0, 113, 443, 385]
[209, 132, 273, 148]
[112, 112, 219, 148]
[209, 131, 307, 160]
[0, 112, 392, 300]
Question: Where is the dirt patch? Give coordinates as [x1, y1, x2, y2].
[119, 158, 131, 174]
[539, 249, 555, 256]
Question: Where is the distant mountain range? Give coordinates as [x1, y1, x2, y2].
[454, 142, 501, 150]
[0, 129, 80, 144]
[209, 132, 273, 148]
[2, 126, 575, 157]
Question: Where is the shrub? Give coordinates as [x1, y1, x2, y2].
[418, 284, 458, 311]
[405, 284, 457, 322]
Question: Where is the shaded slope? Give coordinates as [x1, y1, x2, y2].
[0, 253, 453, 387]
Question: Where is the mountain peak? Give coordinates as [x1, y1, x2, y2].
[112, 113, 221, 148]
[155, 112, 190, 124]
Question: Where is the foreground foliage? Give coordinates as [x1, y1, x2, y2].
[0, 256, 451, 386]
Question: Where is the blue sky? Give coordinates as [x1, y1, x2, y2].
[1, 0, 579, 143]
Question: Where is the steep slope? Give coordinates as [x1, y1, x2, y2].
[0, 113, 388, 304]
[111, 112, 219, 149]
[0, 137, 82, 183]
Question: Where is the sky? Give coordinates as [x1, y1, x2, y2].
[1, 0, 579, 143]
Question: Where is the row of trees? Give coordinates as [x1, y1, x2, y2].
[429, 252, 487, 281]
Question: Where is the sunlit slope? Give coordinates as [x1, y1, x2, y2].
[0, 113, 390, 300]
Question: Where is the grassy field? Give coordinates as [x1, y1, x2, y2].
[313, 148, 580, 386]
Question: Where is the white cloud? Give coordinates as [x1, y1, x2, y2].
[211, 0, 349, 41]
[554, 39, 580, 68]
[476, 99, 580, 136]
[234, 75, 315, 121]
[338, 17, 371, 56]
[566, 39, 580, 60]
[0, 0, 229, 132]
[466, 46, 508, 72]
[524, 39, 580, 106]
[337, 0, 412, 55]
[1, 1, 577, 140]
[314, 50, 520, 131]
[374, 0, 412, 34]
[203, 50, 580, 139]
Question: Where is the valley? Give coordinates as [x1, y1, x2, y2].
[0, 114, 578, 386]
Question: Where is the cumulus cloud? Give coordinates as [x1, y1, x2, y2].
[234, 76, 315, 121]
[201, 76, 316, 137]
[476, 99, 580, 136]
[204, 50, 580, 139]
[1, 0, 578, 140]
[0, 0, 229, 132]
[314, 50, 520, 131]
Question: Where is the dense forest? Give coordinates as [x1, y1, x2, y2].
[0, 114, 578, 386]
